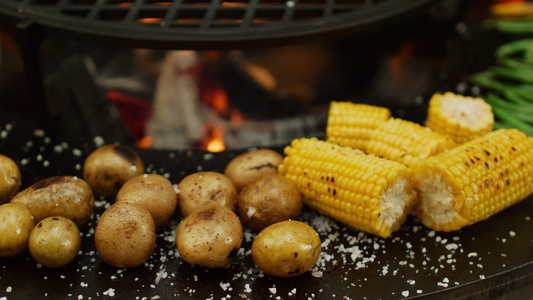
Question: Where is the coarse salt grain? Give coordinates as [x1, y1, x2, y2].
[468, 252, 478, 257]
[34, 129, 45, 137]
[220, 282, 231, 291]
[289, 288, 297, 296]
[103, 288, 115, 296]
[93, 136, 104, 147]
[445, 243, 458, 251]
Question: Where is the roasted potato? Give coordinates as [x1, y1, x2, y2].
[10, 176, 94, 225]
[29, 216, 81, 268]
[252, 220, 321, 278]
[0, 203, 35, 257]
[224, 149, 283, 191]
[83, 144, 145, 197]
[116, 174, 178, 227]
[177, 171, 237, 217]
[0, 154, 21, 204]
[95, 202, 156, 268]
[237, 174, 302, 230]
[175, 204, 243, 268]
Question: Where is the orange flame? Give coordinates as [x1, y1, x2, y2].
[136, 135, 153, 149]
[206, 127, 225, 152]
[212, 89, 229, 116]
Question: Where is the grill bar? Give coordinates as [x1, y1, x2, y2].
[0, 0, 439, 49]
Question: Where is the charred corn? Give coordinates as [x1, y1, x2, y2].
[326, 101, 391, 151]
[415, 128, 533, 231]
[425, 92, 494, 144]
[278, 137, 417, 238]
[365, 118, 456, 169]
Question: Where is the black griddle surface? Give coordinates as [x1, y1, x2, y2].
[0, 110, 532, 300]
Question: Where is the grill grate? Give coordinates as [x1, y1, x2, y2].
[1, 0, 438, 48]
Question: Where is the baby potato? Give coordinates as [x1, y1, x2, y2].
[29, 216, 81, 268]
[0, 154, 21, 204]
[224, 149, 283, 191]
[237, 174, 302, 230]
[116, 174, 178, 227]
[0, 203, 34, 257]
[83, 144, 145, 197]
[252, 220, 321, 278]
[177, 171, 237, 217]
[175, 204, 243, 268]
[95, 202, 156, 268]
[10, 176, 94, 225]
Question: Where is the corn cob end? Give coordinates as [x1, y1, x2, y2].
[426, 92, 494, 144]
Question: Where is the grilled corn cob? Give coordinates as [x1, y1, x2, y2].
[326, 101, 391, 151]
[425, 92, 494, 144]
[365, 118, 456, 169]
[278, 137, 417, 238]
[415, 128, 533, 231]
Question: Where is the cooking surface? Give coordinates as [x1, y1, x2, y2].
[0, 110, 532, 299]
[0, 0, 438, 48]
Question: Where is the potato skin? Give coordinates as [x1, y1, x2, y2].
[238, 174, 302, 230]
[176, 205, 243, 268]
[224, 149, 283, 191]
[95, 202, 156, 268]
[0, 203, 35, 257]
[83, 144, 145, 197]
[29, 216, 81, 268]
[252, 220, 321, 278]
[177, 171, 237, 217]
[0, 154, 21, 204]
[10, 176, 94, 225]
[116, 174, 178, 227]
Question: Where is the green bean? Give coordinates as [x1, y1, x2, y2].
[489, 105, 533, 136]
[485, 93, 533, 113]
[495, 38, 533, 59]
[525, 49, 533, 63]
[486, 18, 533, 35]
[502, 87, 533, 105]
[468, 72, 506, 92]
[494, 120, 533, 137]
[500, 57, 533, 69]
[488, 65, 533, 83]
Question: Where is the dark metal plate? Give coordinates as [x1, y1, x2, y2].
[0, 110, 532, 299]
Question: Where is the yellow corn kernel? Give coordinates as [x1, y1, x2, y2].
[365, 118, 457, 169]
[326, 101, 391, 151]
[414, 128, 533, 231]
[426, 92, 494, 144]
[278, 137, 417, 238]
